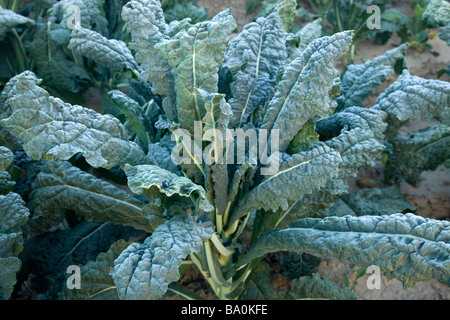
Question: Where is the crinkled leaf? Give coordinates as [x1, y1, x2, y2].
[1, 72, 149, 169]
[24, 221, 140, 298]
[287, 120, 320, 154]
[107, 90, 151, 148]
[438, 23, 450, 45]
[384, 123, 450, 184]
[27, 21, 90, 93]
[0, 71, 40, 120]
[60, 240, 130, 300]
[199, 89, 232, 133]
[317, 108, 387, 186]
[241, 261, 283, 299]
[29, 161, 162, 233]
[262, 31, 353, 152]
[238, 213, 450, 288]
[336, 44, 408, 112]
[321, 185, 416, 218]
[0, 171, 15, 195]
[0, 192, 29, 235]
[274, 107, 387, 229]
[164, 2, 208, 24]
[287, 18, 322, 62]
[0, 9, 34, 41]
[49, 0, 108, 36]
[373, 70, 450, 134]
[317, 106, 387, 141]
[110, 214, 214, 300]
[229, 144, 342, 224]
[284, 273, 357, 300]
[254, 0, 281, 18]
[224, 12, 287, 127]
[423, 0, 450, 26]
[0, 192, 29, 300]
[155, 10, 237, 133]
[276, 0, 297, 31]
[147, 138, 181, 175]
[207, 163, 229, 216]
[122, 0, 176, 104]
[280, 252, 321, 280]
[125, 164, 214, 213]
[228, 163, 257, 205]
[0, 146, 13, 171]
[68, 27, 139, 72]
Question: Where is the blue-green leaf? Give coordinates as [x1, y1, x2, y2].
[224, 12, 287, 127]
[384, 123, 450, 184]
[262, 31, 353, 152]
[0, 192, 29, 300]
[125, 164, 214, 213]
[1, 72, 149, 169]
[30, 161, 163, 233]
[110, 214, 214, 300]
[122, 0, 177, 117]
[155, 9, 237, 133]
[68, 27, 139, 72]
[0, 9, 34, 41]
[373, 70, 450, 133]
[229, 144, 342, 224]
[61, 240, 130, 300]
[336, 44, 408, 112]
[27, 21, 91, 93]
[238, 213, 450, 288]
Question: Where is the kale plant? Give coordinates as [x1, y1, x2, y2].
[0, 0, 449, 300]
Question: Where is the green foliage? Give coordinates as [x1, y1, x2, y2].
[110, 214, 213, 300]
[0, 145, 29, 300]
[0, 0, 449, 301]
[238, 213, 450, 288]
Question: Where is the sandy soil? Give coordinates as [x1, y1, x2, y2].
[195, 0, 450, 300]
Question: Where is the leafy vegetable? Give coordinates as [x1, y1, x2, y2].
[30, 161, 162, 233]
[336, 43, 408, 112]
[383, 123, 450, 184]
[238, 213, 450, 288]
[59, 240, 130, 300]
[125, 164, 214, 214]
[0, 145, 29, 300]
[68, 27, 139, 73]
[224, 12, 287, 127]
[1, 72, 149, 169]
[155, 9, 237, 133]
[0, 9, 34, 41]
[0, 0, 449, 302]
[110, 214, 213, 300]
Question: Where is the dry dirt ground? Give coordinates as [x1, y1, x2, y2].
[195, 0, 450, 300]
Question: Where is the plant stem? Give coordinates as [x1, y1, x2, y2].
[216, 210, 223, 234]
[223, 219, 239, 239]
[10, 30, 27, 72]
[210, 233, 234, 258]
[334, 0, 344, 32]
[10, 0, 19, 11]
[170, 127, 206, 178]
[222, 201, 232, 227]
[350, 44, 355, 64]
